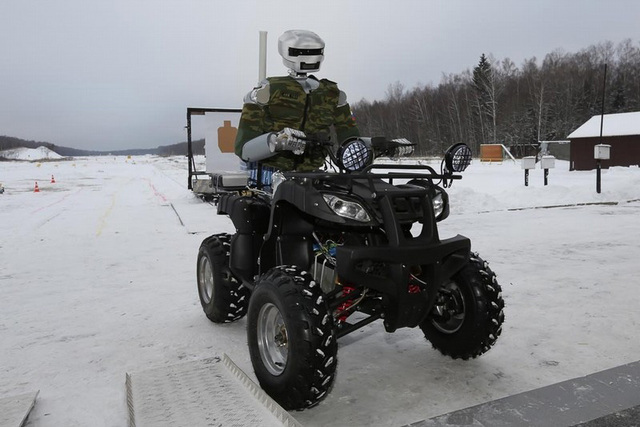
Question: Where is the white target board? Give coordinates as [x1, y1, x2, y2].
[204, 111, 246, 174]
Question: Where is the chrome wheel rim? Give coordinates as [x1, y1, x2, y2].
[198, 256, 213, 304]
[257, 302, 288, 376]
[431, 281, 466, 334]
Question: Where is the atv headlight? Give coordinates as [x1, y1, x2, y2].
[432, 192, 445, 218]
[430, 187, 450, 222]
[322, 194, 371, 222]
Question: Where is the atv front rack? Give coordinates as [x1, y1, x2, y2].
[283, 162, 461, 180]
[282, 163, 461, 194]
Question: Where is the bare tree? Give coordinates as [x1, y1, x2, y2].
[350, 40, 640, 158]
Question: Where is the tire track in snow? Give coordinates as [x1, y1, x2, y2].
[150, 161, 186, 190]
[30, 188, 83, 214]
[143, 177, 186, 227]
[145, 179, 167, 203]
[35, 210, 65, 230]
[459, 197, 640, 215]
[30, 189, 83, 230]
[96, 192, 117, 237]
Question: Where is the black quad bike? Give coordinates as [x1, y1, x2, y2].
[196, 137, 504, 410]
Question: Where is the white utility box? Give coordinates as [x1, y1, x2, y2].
[521, 156, 536, 170]
[540, 155, 556, 169]
[594, 144, 611, 160]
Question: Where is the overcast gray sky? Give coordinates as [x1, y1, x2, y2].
[1, 0, 639, 151]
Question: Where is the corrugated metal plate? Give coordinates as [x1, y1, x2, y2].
[404, 360, 640, 427]
[0, 391, 39, 427]
[126, 354, 301, 427]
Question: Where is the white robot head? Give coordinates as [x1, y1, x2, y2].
[278, 30, 325, 75]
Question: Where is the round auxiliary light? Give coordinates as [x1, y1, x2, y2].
[445, 143, 472, 172]
[338, 138, 372, 171]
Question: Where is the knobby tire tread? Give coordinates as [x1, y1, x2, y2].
[248, 266, 337, 410]
[197, 233, 249, 323]
[421, 252, 505, 360]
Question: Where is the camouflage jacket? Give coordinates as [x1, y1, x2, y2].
[234, 75, 360, 171]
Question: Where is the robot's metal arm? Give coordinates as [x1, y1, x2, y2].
[240, 129, 307, 162]
[240, 133, 275, 162]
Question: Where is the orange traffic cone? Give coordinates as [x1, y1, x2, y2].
[51, 175, 56, 183]
[34, 182, 40, 192]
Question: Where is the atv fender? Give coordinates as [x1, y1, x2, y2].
[217, 194, 271, 284]
[259, 201, 314, 274]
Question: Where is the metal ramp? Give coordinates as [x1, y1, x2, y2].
[126, 354, 301, 427]
[404, 360, 640, 427]
[0, 391, 39, 427]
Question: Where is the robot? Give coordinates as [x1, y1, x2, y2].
[234, 29, 360, 184]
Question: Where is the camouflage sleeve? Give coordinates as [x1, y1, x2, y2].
[234, 103, 267, 158]
[334, 102, 360, 144]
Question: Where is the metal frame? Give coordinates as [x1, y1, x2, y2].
[186, 107, 242, 190]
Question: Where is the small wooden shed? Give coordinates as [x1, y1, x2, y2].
[567, 111, 640, 171]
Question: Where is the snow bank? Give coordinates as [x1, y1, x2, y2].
[447, 159, 640, 213]
[0, 146, 63, 161]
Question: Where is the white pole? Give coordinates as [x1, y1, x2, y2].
[258, 31, 267, 82]
[500, 144, 517, 163]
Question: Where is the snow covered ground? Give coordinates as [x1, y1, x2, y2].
[1, 152, 639, 427]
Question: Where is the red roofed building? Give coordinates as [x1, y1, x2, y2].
[567, 111, 640, 171]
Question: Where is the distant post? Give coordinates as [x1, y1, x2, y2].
[521, 156, 536, 186]
[595, 64, 608, 194]
[594, 144, 610, 194]
[540, 155, 555, 186]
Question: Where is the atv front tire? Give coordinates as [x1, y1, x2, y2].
[420, 252, 504, 359]
[247, 266, 337, 410]
[196, 233, 249, 323]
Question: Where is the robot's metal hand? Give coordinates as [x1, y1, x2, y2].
[270, 128, 307, 155]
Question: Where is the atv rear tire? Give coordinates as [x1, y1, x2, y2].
[247, 266, 337, 410]
[420, 252, 504, 359]
[196, 233, 249, 323]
